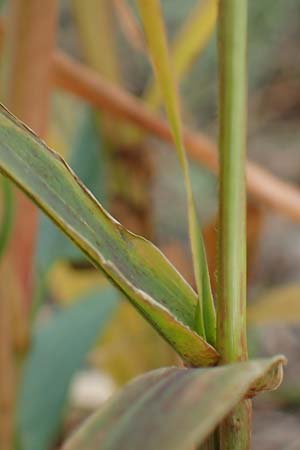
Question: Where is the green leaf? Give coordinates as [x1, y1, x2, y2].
[137, 0, 216, 344]
[17, 287, 118, 450]
[0, 104, 219, 367]
[61, 356, 285, 450]
[36, 108, 108, 273]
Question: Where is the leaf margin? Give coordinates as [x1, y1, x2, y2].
[0, 103, 219, 367]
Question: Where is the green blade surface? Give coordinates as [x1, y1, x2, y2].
[0, 104, 219, 366]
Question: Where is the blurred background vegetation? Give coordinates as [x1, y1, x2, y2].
[1, 1, 300, 449]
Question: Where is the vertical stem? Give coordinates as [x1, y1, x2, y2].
[1, 1, 58, 447]
[216, 0, 251, 449]
[217, 0, 247, 367]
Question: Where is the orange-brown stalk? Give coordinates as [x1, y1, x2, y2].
[52, 52, 300, 222]
[0, 2, 58, 447]
[0, 18, 298, 222]
[5, 0, 58, 305]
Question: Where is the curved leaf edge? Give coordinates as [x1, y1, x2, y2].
[247, 354, 286, 397]
[61, 356, 285, 450]
[0, 104, 219, 367]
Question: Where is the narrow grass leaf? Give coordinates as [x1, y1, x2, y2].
[62, 356, 285, 450]
[137, 0, 216, 344]
[144, 0, 218, 108]
[0, 105, 219, 367]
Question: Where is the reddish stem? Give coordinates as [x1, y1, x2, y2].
[5, 0, 58, 306]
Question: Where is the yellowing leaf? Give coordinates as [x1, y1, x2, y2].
[48, 263, 104, 304]
[93, 301, 177, 385]
[144, 0, 217, 108]
[248, 284, 300, 325]
[72, 0, 120, 81]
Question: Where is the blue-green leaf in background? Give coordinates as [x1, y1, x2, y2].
[17, 287, 118, 450]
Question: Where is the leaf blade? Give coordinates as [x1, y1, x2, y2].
[0, 104, 219, 366]
[62, 356, 285, 450]
[36, 108, 108, 273]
